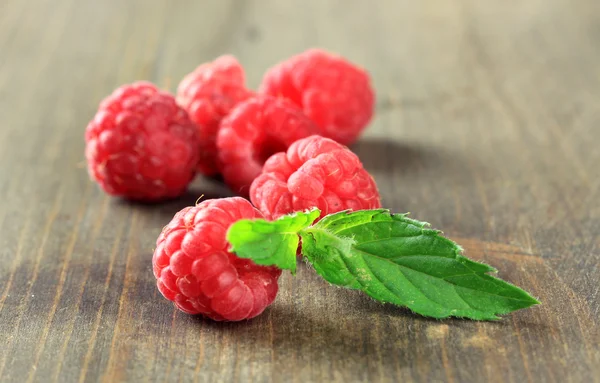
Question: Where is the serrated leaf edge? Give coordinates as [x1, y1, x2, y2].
[301, 209, 540, 320]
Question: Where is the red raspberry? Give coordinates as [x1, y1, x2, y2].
[217, 95, 319, 196]
[250, 135, 381, 221]
[85, 82, 200, 201]
[153, 197, 282, 321]
[177, 56, 254, 176]
[259, 49, 375, 146]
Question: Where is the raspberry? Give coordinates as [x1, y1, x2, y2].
[153, 197, 282, 321]
[259, 49, 375, 146]
[250, 135, 381, 221]
[85, 82, 200, 201]
[177, 56, 254, 175]
[217, 95, 319, 196]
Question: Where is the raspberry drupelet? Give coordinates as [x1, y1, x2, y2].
[259, 49, 375, 146]
[85, 82, 200, 201]
[177, 55, 254, 176]
[250, 135, 381, 221]
[217, 95, 319, 196]
[153, 197, 282, 321]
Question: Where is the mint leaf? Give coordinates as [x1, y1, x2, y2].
[299, 210, 540, 320]
[227, 209, 320, 273]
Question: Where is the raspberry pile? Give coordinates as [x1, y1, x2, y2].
[85, 50, 381, 320]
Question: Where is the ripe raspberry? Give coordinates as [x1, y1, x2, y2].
[85, 82, 200, 201]
[177, 56, 254, 176]
[217, 95, 319, 196]
[250, 135, 381, 221]
[153, 197, 282, 321]
[259, 49, 375, 146]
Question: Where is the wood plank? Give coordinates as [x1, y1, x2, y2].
[0, 0, 598, 382]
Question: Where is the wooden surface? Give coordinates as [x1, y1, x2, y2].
[0, 1, 599, 382]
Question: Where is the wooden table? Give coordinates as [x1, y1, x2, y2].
[1, 1, 598, 382]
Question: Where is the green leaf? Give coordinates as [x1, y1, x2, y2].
[227, 209, 321, 274]
[299, 209, 540, 320]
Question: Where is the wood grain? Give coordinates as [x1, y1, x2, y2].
[0, 0, 599, 382]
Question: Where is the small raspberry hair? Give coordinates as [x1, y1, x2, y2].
[85, 82, 199, 201]
[217, 95, 319, 196]
[250, 135, 381, 220]
[177, 56, 254, 175]
[259, 49, 375, 146]
[153, 197, 282, 321]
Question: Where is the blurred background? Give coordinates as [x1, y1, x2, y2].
[2, 0, 597, 233]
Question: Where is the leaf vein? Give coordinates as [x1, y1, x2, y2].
[357, 255, 415, 304]
[336, 249, 360, 287]
[345, 233, 425, 246]
[353, 247, 534, 303]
